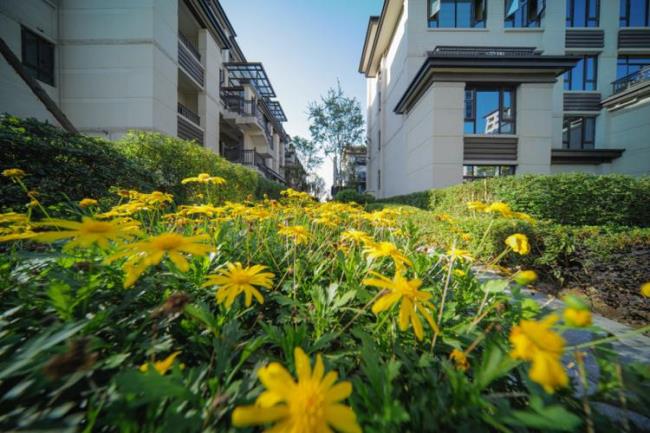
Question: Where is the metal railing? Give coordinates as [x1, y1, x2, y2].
[611, 65, 650, 94]
[177, 102, 200, 125]
[178, 32, 201, 61]
[222, 147, 285, 184]
[178, 36, 204, 86]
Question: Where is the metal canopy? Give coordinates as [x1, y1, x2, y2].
[224, 62, 276, 98]
[267, 101, 287, 122]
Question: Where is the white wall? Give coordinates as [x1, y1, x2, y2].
[517, 83, 554, 174]
[606, 99, 650, 176]
[0, 0, 59, 125]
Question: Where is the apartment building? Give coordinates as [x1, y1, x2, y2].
[332, 146, 368, 195]
[359, 0, 650, 198]
[0, 0, 299, 185]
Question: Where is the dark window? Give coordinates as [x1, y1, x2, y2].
[620, 0, 650, 27]
[505, 0, 545, 28]
[463, 165, 516, 181]
[21, 26, 55, 86]
[464, 86, 516, 134]
[617, 55, 650, 79]
[428, 0, 486, 28]
[377, 169, 381, 189]
[378, 129, 381, 152]
[566, 0, 599, 27]
[564, 55, 598, 90]
[562, 116, 596, 149]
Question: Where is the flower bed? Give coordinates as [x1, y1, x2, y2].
[0, 171, 648, 432]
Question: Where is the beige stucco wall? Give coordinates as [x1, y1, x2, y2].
[605, 99, 650, 176]
[517, 83, 554, 174]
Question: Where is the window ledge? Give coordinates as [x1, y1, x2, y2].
[504, 28, 544, 33]
[566, 27, 602, 30]
[464, 134, 518, 139]
[563, 90, 601, 94]
[426, 28, 489, 32]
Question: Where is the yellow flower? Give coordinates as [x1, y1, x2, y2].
[485, 202, 513, 217]
[106, 233, 214, 288]
[364, 241, 412, 268]
[0, 231, 37, 243]
[340, 230, 372, 245]
[79, 198, 98, 208]
[453, 269, 466, 278]
[563, 308, 592, 327]
[509, 315, 568, 393]
[446, 248, 473, 262]
[363, 271, 439, 341]
[461, 233, 472, 241]
[139, 351, 181, 375]
[513, 212, 535, 224]
[2, 168, 26, 179]
[204, 262, 274, 308]
[513, 270, 538, 285]
[505, 233, 530, 255]
[436, 213, 454, 223]
[33, 217, 140, 250]
[467, 201, 487, 211]
[280, 188, 313, 202]
[449, 349, 469, 372]
[181, 173, 227, 185]
[278, 225, 310, 245]
[232, 347, 361, 433]
[641, 282, 650, 298]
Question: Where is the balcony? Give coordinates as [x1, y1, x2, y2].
[611, 66, 650, 95]
[178, 32, 204, 87]
[177, 103, 204, 144]
[223, 148, 285, 184]
[220, 87, 268, 135]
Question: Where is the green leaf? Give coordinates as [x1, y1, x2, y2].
[115, 370, 190, 404]
[481, 279, 509, 294]
[475, 345, 518, 390]
[501, 396, 582, 431]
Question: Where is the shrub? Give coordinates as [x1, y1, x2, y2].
[334, 188, 375, 204]
[116, 131, 284, 203]
[382, 174, 650, 227]
[0, 115, 154, 210]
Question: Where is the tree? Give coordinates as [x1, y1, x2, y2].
[307, 81, 364, 187]
[290, 136, 323, 172]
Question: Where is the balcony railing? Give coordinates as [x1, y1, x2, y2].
[220, 88, 267, 131]
[177, 102, 200, 125]
[612, 66, 650, 95]
[178, 33, 204, 86]
[223, 148, 285, 184]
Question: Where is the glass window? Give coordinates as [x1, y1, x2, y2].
[566, 0, 599, 27]
[562, 116, 596, 149]
[505, 0, 545, 28]
[463, 165, 516, 181]
[564, 55, 598, 90]
[464, 86, 516, 134]
[428, 0, 486, 28]
[616, 56, 650, 79]
[620, 0, 650, 27]
[21, 26, 55, 86]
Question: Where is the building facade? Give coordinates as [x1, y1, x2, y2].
[332, 146, 368, 195]
[359, 0, 650, 198]
[0, 0, 299, 185]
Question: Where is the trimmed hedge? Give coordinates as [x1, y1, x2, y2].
[379, 174, 650, 227]
[333, 188, 375, 204]
[0, 116, 284, 210]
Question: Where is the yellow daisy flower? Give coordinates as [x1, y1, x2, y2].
[204, 262, 274, 308]
[79, 198, 98, 208]
[641, 282, 650, 298]
[363, 271, 439, 341]
[485, 202, 513, 217]
[505, 233, 530, 255]
[139, 351, 181, 375]
[513, 270, 538, 285]
[232, 347, 361, 433]
[2, 168, 26, 179]
[363, 241, 412, 268]
[181, 173, 226, 185]
[563, 308, 592, 327]
[33, 217, 140, 250]
[449, 349, 469, 372]
[278, 225, 310, 245]
[340, 229, 372, 244]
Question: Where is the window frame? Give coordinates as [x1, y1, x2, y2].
[620, 0, 650, 27]
[616, 55, 650, 79]
[505, 0, 545, 28]
[562, 116, 596, 150]
[21, 26, 55, 86]
[564, 54, 598, 91]
[464, 86, 517, 135]
[428, 0, 487, 29]
[463, 165, 516, 181]
[566, 0, 600, 27]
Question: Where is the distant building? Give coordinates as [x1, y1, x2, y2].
[359, 0, 650, 198]
[0, 0, 292, 185]
[332, 145, 367, 195]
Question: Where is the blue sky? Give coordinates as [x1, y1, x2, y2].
[220, 0, 383, 190]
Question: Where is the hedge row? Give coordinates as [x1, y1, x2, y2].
[378, 174, 650, 227]
[0, 115, 284, 210]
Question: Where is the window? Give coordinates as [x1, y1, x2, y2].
[620, 0, 650, 27]
[566, 0, 599, 27]
[377, 169, 381, 190]
[428, 0, 486, 28]
[564, 55, 598, 90]
[464, 86, 516, 134]
[21, 26, 55, 86]
[562, 116, 596, 149]
[463, 165, 516, 181]
[378, 129, 381, 152]
[505, 0, 545, 28]
[617, 56, 650, 79]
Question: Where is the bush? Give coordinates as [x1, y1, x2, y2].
[382, 174, 650, 227]
[334, 188, 375, 204]
[0, 115, 154, 210]
[0, 117, 285, 210]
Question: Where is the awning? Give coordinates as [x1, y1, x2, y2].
[225, 62, 276, 98]
[267, 100, 287, 122]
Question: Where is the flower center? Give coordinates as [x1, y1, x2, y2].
[81, 221, 114, 234]
[289, 381, 325, 433]
[151, 234, 185, 251]
[229, 270, 252, 285]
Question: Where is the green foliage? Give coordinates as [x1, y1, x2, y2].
[380, 174, 650, 227]
[0, 115, 154, 210]
[334, 188, 375, 204]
